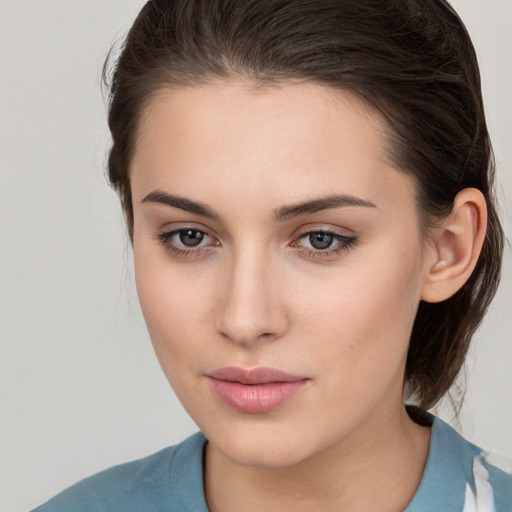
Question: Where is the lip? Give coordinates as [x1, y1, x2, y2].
[207, 366, 309, 413]
[208, 366, 308, 384]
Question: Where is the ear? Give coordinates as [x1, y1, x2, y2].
[421, 188, 487, 303]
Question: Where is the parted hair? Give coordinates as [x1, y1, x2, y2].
[102, 0, 504, 409]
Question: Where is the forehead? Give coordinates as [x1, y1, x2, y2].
[135, 79, 388, 157]
[130, 80, 416, 215]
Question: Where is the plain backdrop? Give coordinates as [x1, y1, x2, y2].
[0, 1, 511, 511]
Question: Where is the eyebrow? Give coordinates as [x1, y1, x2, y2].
[141, 190, 376, 221]
[273, 194, 376, 221]
[141, 190, 220, 220]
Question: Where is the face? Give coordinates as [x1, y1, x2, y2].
[130, 81, 431, 468]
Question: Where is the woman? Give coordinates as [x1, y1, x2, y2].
[32, 0, 512, 510]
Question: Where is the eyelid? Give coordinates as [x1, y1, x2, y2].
[290, 225, 358, 259]
[170, 228, 215, 246]
[159, 221, 219, 241]
[292, 223, 355, 240]
[155, 223, 357, 260]
[156, 225, 220, 257]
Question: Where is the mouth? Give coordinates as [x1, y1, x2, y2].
[207, 366, 310, 413]
[208, 366, 308, 384]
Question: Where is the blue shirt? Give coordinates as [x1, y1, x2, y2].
[32, 411, 512, 512]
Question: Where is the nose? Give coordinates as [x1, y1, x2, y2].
[215, 246, 289, 346]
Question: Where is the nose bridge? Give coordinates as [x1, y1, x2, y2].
[216, 241, 286, 344]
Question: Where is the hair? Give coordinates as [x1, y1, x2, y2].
[102, 0, 504, 410]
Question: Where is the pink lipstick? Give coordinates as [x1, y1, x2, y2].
[207, 366, 309, 413]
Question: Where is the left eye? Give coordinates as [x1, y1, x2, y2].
[298, 231, 356, 252]
[303, 232, 335, 250]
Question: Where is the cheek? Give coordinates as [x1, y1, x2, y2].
[291, 241, 423, 378]
[278, 252, 423, 444]
[133, 245, 213, 375]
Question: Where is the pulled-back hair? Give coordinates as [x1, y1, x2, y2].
[102, 0, 504, 409]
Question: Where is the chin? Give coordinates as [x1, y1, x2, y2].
[225, 440, 310, 468]
[204, 419, 319, 468]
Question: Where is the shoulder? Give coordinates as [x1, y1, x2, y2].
[435, 416, 512, 512]
[31, 431, 209, 512]
[439, 422, 512, 512]
[405, 408, 512, 512]
[474, 450, 512, 512]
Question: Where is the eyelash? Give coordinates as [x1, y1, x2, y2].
[156, 228, 357, 260]
[156, 229, 217, 259]
[293, 230, 357, 259]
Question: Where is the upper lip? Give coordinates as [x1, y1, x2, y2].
[208, 366, 308, 384]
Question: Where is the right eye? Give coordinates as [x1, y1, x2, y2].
[176, 229, 208, 247]
[157, 228, 218, 255]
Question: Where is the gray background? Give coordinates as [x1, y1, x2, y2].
[0, 1, 510, 511]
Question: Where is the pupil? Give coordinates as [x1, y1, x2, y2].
[310, 232, 333, 250]
[179, 229, 204, 247]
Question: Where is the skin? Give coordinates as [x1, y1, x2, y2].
[129, 80, 486, 511]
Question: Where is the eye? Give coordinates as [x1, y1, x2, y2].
[177, 229, 207, 247]
[157, 228, 218, 256]
[304, 232, 336, 250]
[294, 229, 357, 259]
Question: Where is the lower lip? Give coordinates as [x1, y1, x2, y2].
[208, 377, 308, 413]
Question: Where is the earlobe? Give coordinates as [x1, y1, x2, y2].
[421, 188, 487, 304]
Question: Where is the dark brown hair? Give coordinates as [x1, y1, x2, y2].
[102, 0, 504, 409]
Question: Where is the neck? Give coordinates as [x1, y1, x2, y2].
[204, 402, 431, 512]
